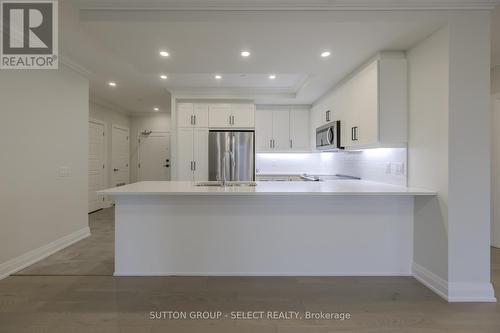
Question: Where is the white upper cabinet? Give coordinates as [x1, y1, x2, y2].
[256, 109, 274, 151]
[255, 108, 310, 152]
[177, 103, 209, 128]
[272, 111, 290, 151]
[208, 103, 255, 128]
[312, 52, 407, 149]
[289, 109, 310, 151]
[193, 104, 209, 128]
[177, 103, 194, 128]
[208, 104, 232, 128]
[231, 104, 255, 128]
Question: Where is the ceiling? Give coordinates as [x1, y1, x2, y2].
[60, 1, 497, 114]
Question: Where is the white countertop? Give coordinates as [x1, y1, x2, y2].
[99, 180, 436, 196]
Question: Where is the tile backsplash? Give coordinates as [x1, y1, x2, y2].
[256, 148, 407, 186]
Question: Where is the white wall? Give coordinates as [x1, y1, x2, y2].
[408, 14, 495, 302]
[89, 102, 131, 189]
[408, 27, 450, 287]
[447, 13, 492, 301]
[130, 113, 171, 183]
[0, 65, 89, 277]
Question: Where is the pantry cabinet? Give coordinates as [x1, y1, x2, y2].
[177, 127, 209, 181]
[255, 108, 310, 152]
[177, 103, 209, 128]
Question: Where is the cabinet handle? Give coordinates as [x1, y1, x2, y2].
[191, 115, 194, 125]
[190, 161, 194, 171]
[326, 110, 330, 122]
[351, 127, 359, 141]
[193, 115, 196, 125]
[290, 139, 293, 149]
[193, 161, 196, 171]
[270, 139, 273, 149]
[273, 139, 276, 149]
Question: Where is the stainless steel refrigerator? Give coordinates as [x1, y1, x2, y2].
[209, 131, 255, 181]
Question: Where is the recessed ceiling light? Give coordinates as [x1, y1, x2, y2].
[215, 75, 222, 80]
[160, 74, 167, 80]
[159, 50, 169, 57]
[269, 74, 277, 80]
[153, 107, 159, 111]
[108, 81, 117, 87]
[241, 51, 251, 57]
[321, 51, 331, 58]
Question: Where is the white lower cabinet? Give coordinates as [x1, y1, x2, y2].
[255, 108, 310, 152]
[177, 127, 208, 181]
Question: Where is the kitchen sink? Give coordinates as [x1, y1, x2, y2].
[195, 181, 257, 187]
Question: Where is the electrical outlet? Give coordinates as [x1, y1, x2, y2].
[385, 163, 392, 175]
[58, 166, 71, 177]
[393, 163, 405, 176]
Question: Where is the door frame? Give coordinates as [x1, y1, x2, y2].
[492, 94, 500, 248]
[111, 124, 130, 187]
[137, 130, 171, 181]
[89, 118, 107, 212]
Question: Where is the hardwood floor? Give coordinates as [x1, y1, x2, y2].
[1, 208, 499, 332]
[15, 208, 114, 276]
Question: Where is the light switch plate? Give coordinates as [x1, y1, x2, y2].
[58, 166, 71, 177]
[385, 163, 392, 175]
[392, 163, 405, 176]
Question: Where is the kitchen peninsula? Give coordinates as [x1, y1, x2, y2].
[100, 181, 435, 277]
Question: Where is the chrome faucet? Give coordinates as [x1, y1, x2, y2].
[219, 151, 234, 186]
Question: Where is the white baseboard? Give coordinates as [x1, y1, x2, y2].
[0, 226, 91, 280]
[412, 262, 448, 300]
[114, 271, 412, 277]
[412, 262, 497, 303]
[448, 282, 497, 302]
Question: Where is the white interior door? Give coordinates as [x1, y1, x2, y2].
[138, 132, 171, 181]
[112, 125, 130, 187]
[88, 120, 105, 213]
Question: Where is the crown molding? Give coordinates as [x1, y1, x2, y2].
[75, 0, 499, 11]
[59, 54, 93, 78]
[90, 95, 135, 115]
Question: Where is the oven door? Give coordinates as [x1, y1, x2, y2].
[316, 124, 335, 150]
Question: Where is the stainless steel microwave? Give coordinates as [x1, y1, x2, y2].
[316, 121, 342, 151]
